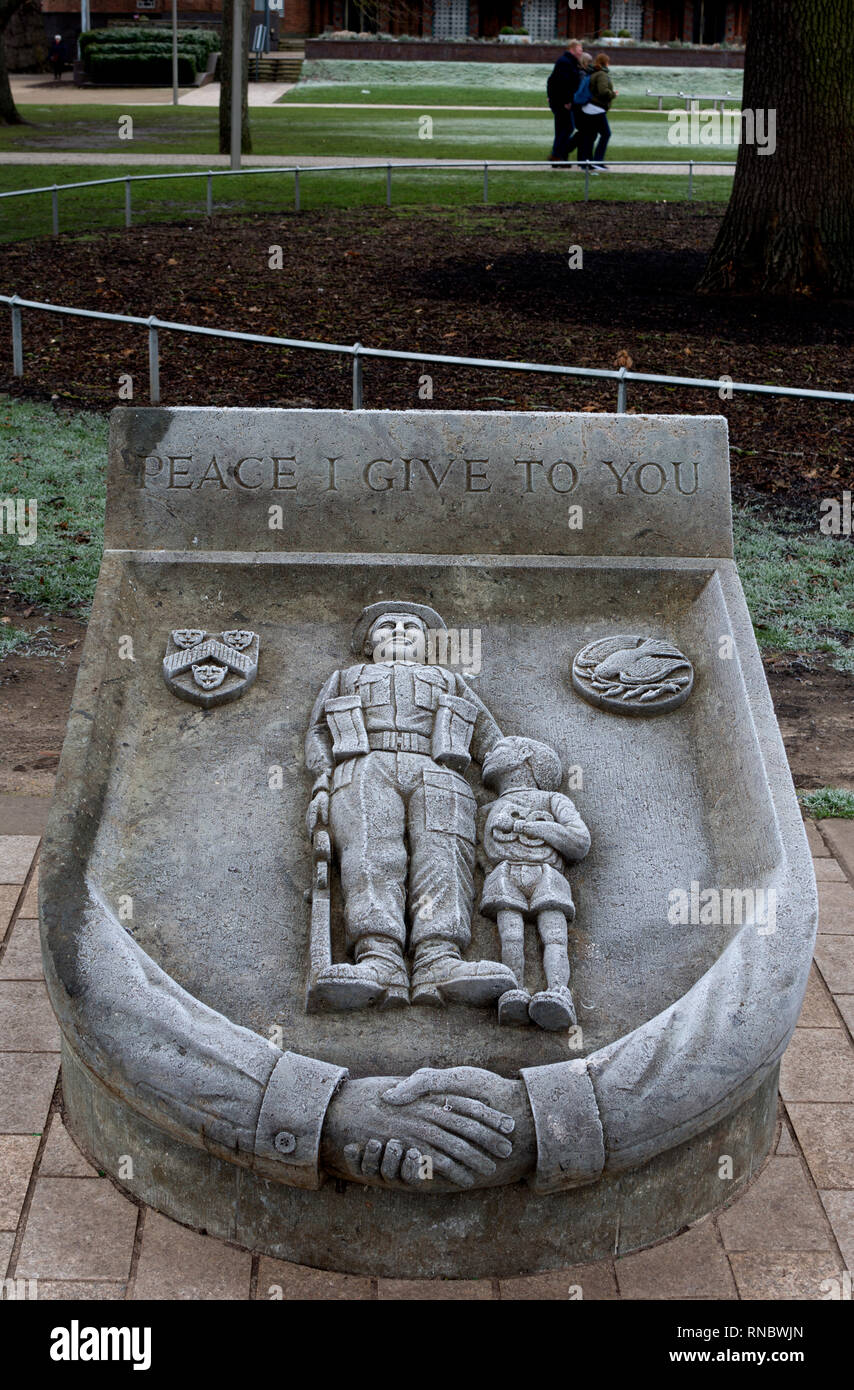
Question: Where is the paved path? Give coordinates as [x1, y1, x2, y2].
[0, 152, 735, 174]
[0, 803, 851, 1299]
[9, 75, 294, 108]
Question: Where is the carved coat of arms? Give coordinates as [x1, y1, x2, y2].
[162, 628, 259, 708]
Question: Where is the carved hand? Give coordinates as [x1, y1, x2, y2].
[384, 1067, 536, 1186]
[320, 1071, 535, 1191]
[306, 789, 329, 838]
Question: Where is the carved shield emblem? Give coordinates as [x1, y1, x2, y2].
[163, 629, 259, 708]
[572, 635, 693, 715]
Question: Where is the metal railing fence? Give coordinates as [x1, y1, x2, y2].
[3, 292, 852, 413]
[0, 157, 736, 234]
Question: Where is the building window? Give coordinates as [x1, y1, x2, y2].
[609, 0, 643, 40]
[522, 0, 557, 41]
[432, 0, 470, 40]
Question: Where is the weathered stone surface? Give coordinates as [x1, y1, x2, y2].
[40, 409, 816, 1277]
[106, 408, 734, 559]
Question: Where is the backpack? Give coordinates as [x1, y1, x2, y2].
[574, 72, 592, 105]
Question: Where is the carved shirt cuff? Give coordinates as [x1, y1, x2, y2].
[520, 1059, 605, 1194]
[255, 1051, 348, 1189]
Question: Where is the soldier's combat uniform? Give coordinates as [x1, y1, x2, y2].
[305, 609, 517, 1009]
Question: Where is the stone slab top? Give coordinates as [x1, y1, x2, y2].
[106, 409, 733, 560]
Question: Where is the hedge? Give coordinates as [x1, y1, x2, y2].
[86, 53, 201, 84]
[80, 27, 220, 84]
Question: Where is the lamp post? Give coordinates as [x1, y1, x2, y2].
[172, 0, 179, 106]
[230, 0, 243, 170]
[79, 0, 89, 59]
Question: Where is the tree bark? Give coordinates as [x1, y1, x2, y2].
[698, 0, 854, 297]
[0, 0, 27, 125]
[218, 0, 252, 156]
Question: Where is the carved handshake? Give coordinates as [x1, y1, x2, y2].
[320, 1066, 536, 1191]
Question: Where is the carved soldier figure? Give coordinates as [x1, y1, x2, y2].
[305, 602, 517, 1011]
[478, 737, 591, 1030]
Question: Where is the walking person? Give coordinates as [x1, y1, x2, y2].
[578, 53, 618, 173]
[546, 39, 584, 168]
[48, 33, 64, 82]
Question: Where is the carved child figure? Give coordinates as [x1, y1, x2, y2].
[479, 737, 591, 1031]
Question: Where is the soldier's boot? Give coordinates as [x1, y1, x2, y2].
[411, 939, 517, 1008]
[311, 935, 410, 1011]
[528, 986, 576, 1032]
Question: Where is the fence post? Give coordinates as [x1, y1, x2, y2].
[148, 317, 160, 405]
[616, 367, 628, 414]
[206, 172, 213, 217]
[10, 296, 23, 377]
[584, 164, 590, 202]
[51, 186, 58, 236]
[688, 159, 694, 201]
[294, 168, 300, 212]
[352, 343, 363, 410]
[483, 162, 488, 205]
[125, 178, 132, 228]
[386, 163, 392, 207]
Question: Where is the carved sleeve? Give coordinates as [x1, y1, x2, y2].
[454, 674, 503, 764]
[304, 669, 341, 779]
[44, 891, 347, 1189]
[521, 895, 811, 1193]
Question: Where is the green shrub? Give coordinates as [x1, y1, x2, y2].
[80, 26, 219, 84]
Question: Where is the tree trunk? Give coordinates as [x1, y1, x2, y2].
[0, 0, 27, 126]
[698, 0, 854, 297]
[218, 0, 252, 156]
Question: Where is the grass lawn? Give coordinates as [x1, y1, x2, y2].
[0, 163, 731, 244]
[0, 398, 107, 642]
[279, 82, 740, 111]
[2, 401, 850, 678]
[798, 788, 854, 819]
[0, 104, 738, 164]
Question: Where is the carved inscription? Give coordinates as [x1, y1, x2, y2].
[134, 453, 703, 498]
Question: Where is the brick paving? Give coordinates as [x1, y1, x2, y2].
[1, 810, 852, 1301]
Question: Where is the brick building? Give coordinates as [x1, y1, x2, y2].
[39, 1, 750, 51]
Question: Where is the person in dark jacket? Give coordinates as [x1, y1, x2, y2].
[578, 53, 618, 172]
[547, 40, 585, 168]
[49, 34, 64, 81]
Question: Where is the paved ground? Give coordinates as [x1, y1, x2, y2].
[9, 76, 294, 107]
[1, 805, 852, 1300]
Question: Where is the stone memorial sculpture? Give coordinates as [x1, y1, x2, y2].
[303, 602, 516, 1012]
[39, 408, 817, 1278]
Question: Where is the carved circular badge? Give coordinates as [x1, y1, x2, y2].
[572, 635, 694, 715]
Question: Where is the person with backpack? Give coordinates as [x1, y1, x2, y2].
[578, 53, 618, 174]
[547, 40, 585, 168]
